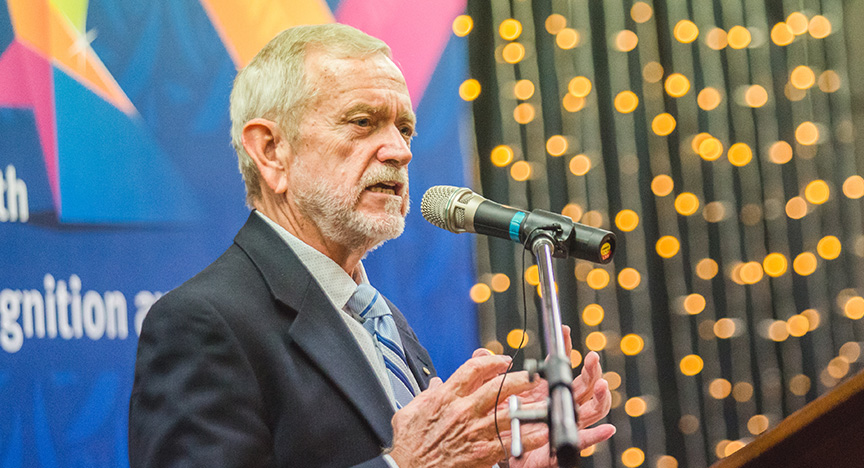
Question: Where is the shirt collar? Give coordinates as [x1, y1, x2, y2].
[254, 210, 367, 310]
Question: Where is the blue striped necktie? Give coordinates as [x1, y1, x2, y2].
[346, 284, 417, 408]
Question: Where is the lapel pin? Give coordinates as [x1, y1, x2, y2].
[422, 366, 431, 376]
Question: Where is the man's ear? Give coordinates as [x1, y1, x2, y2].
[241, 118, 292, 194]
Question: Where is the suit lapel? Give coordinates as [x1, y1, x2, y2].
[234, 214, 395, 445]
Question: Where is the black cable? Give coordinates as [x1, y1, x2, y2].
[494, 226, 549, 460]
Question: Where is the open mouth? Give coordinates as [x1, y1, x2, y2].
[366, 181, 403, 196]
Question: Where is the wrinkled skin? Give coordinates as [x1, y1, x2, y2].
[389, 326, 615, 468]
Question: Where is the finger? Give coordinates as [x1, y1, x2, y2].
[573, 351, 602, 405]
[443, 354, 513, 397]
[577, 423, 616, 450]
[427, 377, 443, 390]
[473, 348, 494, 358]
[562, 325, 572, 357]
[577, 378, 611, 428]
[470, 370, 539, 415]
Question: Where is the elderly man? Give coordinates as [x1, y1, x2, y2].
[129, 24, 614, 467]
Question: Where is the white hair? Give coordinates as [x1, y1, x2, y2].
[229, 24, 392, 206]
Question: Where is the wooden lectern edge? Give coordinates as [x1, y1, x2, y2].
[711, 368, 864, 467]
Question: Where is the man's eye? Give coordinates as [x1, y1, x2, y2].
[354, 118, 371, 127]
[400, 126, 414, 137]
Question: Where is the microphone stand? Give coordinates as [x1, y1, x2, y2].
[532, 234, 581, 467]
[508, 229, 581, 468]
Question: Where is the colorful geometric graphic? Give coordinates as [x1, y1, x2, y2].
[0, 2, 474, 467]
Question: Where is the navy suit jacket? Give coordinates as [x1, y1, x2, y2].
[129, 213, 437, 467]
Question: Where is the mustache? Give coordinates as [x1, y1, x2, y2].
[360, 166, 409, 188]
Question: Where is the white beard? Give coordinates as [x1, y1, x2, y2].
[291, 164, 409, 253]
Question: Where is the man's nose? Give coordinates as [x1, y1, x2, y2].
[376, 126, 413, 167]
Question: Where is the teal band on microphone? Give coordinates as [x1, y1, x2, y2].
[509, 212, 526, 242]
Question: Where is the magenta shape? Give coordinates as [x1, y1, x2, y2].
[335, 0, 466, 107]
[0, 40, 60, 210]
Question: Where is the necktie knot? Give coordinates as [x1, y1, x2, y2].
[347, 283, 391, 320]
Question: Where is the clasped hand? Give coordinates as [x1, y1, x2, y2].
[388, 326, 615, 468]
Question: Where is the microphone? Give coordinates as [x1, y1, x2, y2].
[421, 185, 615, 263]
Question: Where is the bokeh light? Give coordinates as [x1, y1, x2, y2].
[793, 252, 818, 276]
[683, 293, 706, 315]
[698, 137, 724, 161]
[459, 79, 481, 101]
[656, 236, 681, 258]
[817, 235, 841, 260]
[763, 253, 788, 277]
[790, 374, 811, 395]
[818, 70, 841, 93]
[569, 155, 592, 176]
[499, 19, 522, 41]
[587, 268, 611, 290]
[490, 273, 510, 293]
[787, 12, 809, 35]
[525, 265, 540, 285]
[513, 103, 535, 124]
[790, 66, 816, 90]
[652, 113, 677, 136]
[652, 175, 674, 196]
[616, 30, 639, 52]
[562, 94, 586, 112]
[452, 15, 474, 37]
[748, 415, 770, 435]
[787, 314, 809, 337]
[785, 197, 807, 219]
[727, 26, 752, 49]
[805, 179, 830, 204]
[796, 121, 820, 145]
[469, 283, 491, 303]
[513, 79, 535, 100]
[510, 160, 532, 181]
[844, 297, 864, 320]
[696, 258, 719, 280]
[808, 15, 832, 39]
[615, 209, 640, 232]
[665, 73, 690, 97]
[697, 87, 722, 111]
[625, 397, 647, 417]
[583, 304, 605, 326]
[709, 379, 732, 399]
[680, 354, 704, 376]
[643, 62, 664, 83]
[490, 145, 514, 167]
[744, 85, 768, 107]
[568, 76, 593, 97]
[562, 203, 584, 222]
[674, 20, 699, 43]
[615, 90, 640, 113]
[502, 42, 526, 64]
[621, 334, 645, 356]
[714, 318, 736, 339]
[843, 175, 864, 199]
[771, 22, 794, 46]
[622, 447, 645, 468]
[507, 329, 528, 349]
[674, 193, 700, 216]
[631, 2, 652, 23]
[728, 143, 753, 167]
[556, 28, 580, 49]
[769, 141, 793, 164]
[586, 331, 608, 351]
[706, 28, 728, 50]
[545, 14, 567, 35]
[546, 135, 568, 156]
[618, 268, 642, 290]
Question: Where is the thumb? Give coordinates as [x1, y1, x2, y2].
[427, 377, 443, 389]
[472, 348, 494, 358]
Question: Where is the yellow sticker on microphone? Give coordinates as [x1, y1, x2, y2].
[601, 242, 612, 260]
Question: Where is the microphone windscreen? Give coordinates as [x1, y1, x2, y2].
[420, 185, 460, 229]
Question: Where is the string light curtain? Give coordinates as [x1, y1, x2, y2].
[458, 1, 864, 467]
